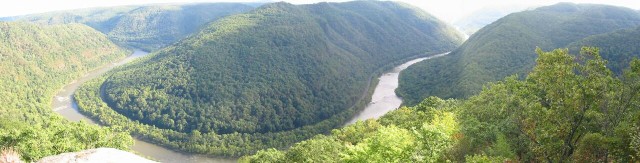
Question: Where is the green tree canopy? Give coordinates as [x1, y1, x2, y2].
[398, 3, 640, 105]
[244, 47, 640, 162]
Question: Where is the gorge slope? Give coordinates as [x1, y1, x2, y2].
[398, 3, 640, 105]
[76, 1, 464, 156]
[9, 3, 254, 51]
[0, 22, 133, 161]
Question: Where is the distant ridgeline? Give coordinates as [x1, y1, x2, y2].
[398, 2, 640, 106]
[568, 26, 640, 74]
[0, 22, 133, 162]
[75, 1, 464, 156]
[8, 3, 254, 51]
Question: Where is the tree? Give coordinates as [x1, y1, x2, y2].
[283, 135, 344, 162]
[239, 148, 284, 163]
[459, 47, 640, 162]
[631, 124, 640, 160]
[572, 133, 609, 162]
[342, 125, 415, 162]
[412, 110, 458, 162]
[523, 47, 616, 161]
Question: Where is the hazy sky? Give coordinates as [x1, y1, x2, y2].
[1, 0, 639, 23]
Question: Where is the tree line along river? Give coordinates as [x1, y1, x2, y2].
[51, 50, 447, 163]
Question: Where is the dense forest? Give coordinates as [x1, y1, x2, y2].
[397, 3, 640, 105]
[9, 3, 254, 51]
[4, 1, 639, 162]
[242, 47, 640, 162]
[0, 22, 133, 161]
[569, 26, 640, 74]
[74, 1, 463, 156]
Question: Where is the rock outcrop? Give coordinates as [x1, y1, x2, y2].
[1, 148, 23, 163]
[37, 148, 156, 163]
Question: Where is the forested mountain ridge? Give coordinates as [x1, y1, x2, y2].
[75, 1, 463, 156]
[8, 3, 254, 51]
[0, 22, 133, 161]
[0, 22, 127, 119]
[242, 47, 640, 162]
[397, 3, 640, 105]
[568, 26, 640, 74]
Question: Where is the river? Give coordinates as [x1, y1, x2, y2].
[344, 52, 448, 125]
[52, 50, 233, 163]
[52, 50, 446, 162]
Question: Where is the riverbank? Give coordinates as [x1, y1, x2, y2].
[344, 52, 449, 125]
[51, 50, 234, 163]
[58, 49, 448, 162]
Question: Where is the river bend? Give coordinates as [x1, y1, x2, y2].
[52, 50, 447, 162]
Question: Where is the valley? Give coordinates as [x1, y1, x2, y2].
[0, 21, 134, 162]
[53, 49, 446, 162]
[398, 2, 640, 105]
[53, 50, 232, 163]
[344, 52, 449, 125]
[12, 3, 254, 51]
[72, 1, 463, 157]
[2, 1, 640, 163]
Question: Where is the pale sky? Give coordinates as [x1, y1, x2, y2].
[1, 0, 639, 23]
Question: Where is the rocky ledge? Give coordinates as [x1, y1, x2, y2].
[37, 148, 156, 163]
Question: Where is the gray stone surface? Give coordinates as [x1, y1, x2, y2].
[37, 148, 156, 163]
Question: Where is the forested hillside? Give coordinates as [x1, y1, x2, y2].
[397, 3, 640, 105]
[10, 3, 254, 51]
[0, 22, 133, 161]
[242, 47, 640, 162]
[569, 26, 640, 74]
[75, 1, 463, 156]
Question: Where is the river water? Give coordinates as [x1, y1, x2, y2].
[344, 52, 448, 125]
[52, 50, 233, 163]
[52, 50, 446, 162]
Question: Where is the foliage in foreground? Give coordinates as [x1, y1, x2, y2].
[0, 117, 133, 161]
[397, 3, 640, 104]
[241, 97, 460, 163]
[242, 47, 640, 162]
